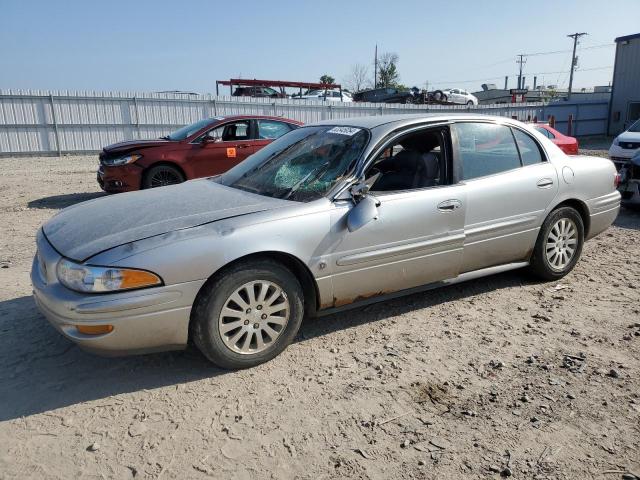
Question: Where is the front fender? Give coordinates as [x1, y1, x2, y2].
[86, 199, 336, 306]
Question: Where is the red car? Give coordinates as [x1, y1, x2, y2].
[97, 115, 302, 193]
[532, 123, 579, 155]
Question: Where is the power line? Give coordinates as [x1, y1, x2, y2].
[427, 66, 612, 87]
[523, 42, 613, 57]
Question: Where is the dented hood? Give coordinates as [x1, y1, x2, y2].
[43, 180, 288, 261]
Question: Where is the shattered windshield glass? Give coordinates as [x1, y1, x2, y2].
[216, 125, 369, 202]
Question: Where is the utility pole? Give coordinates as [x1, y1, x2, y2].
[516, 54, 527, 89]
[567, 32, 587, 99]
[374, 44, 378, 89]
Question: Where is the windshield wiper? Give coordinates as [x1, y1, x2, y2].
[160, 135, 170, 140]
[281, 162, 332, 200]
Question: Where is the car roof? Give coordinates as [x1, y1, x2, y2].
[211, 115, 303, 125]
[309, 113, 522, 131]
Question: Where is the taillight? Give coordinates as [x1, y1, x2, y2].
[614, 173, 621, 188]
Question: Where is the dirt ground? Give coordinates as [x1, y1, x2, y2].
[0, 152, 639, 480]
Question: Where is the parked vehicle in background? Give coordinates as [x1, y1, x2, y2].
[440, 88, 478, 105]
[97, 115, 302, 193]
[37, 114, 620, 369]
[232, 86, 287, 98]
[293, 89, 352, 102]
[532, 123, 579, 155]
[617, 149, 640, 207]
[352, 87, 413, 104]
[609, 118, 640, 167]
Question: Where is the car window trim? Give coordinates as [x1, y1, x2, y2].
[189, 119, 253, 145]
[365, 127, 454, 195]
[451, 120, 550, 182]
[510, 125, 549, 165]
[329, 121, 454, 201]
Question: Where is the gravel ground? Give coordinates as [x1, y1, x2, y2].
[0, 153, 639, 480]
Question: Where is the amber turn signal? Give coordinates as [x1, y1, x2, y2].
[76, 324, 114, 335]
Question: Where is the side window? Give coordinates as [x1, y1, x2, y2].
[513, 129, 544, 166]
[257, 120, 292, 140]
[365, 128, 449, 192]
[455, 123, 521, 180]
[534, 126, 550, 138]
[201, 121, 250, 142]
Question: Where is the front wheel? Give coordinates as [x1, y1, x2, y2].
[529, 207, 584, 280]
[192, 259, 304, 369]
[142, 165, 185, 189]
[466, 100, 474, 106]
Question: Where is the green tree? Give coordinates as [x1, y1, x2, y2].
[319, 74, 335, 85]
[378, 52, 400, 88]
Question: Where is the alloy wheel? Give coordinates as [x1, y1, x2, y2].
[150, 170, 181, 187]
[218, 280, 290, 355]
[545, 218, 578, 271]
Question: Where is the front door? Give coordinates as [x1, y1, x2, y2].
[326, 186, 466, 306]
[324, 125, 466, 307]
[187, 120, 255, 178]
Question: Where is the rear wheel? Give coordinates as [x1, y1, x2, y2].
[529, 207, 584, 280]
[192, 259, 304, 369]
[142, 165, 185, 189]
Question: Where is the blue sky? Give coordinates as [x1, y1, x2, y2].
[1, 0, 639, 93]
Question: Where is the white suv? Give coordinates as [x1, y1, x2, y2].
[609, 119, 640, 167]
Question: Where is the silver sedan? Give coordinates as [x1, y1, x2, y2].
[32, 114, 621, 369]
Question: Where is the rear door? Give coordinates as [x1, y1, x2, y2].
[186, 120, 255, 178]
[453, 122, 558, 272]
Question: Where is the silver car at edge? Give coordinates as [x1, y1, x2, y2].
[32, 114, 621, 369]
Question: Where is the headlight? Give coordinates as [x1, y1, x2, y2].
[102, 154, 141, 166]
[613, 137, 619, 146]
[56, 258, 162, 293]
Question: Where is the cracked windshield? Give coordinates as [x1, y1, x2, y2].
[221, 125, 369, 201]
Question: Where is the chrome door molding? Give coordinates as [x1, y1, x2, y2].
[336, 232, 465, 266]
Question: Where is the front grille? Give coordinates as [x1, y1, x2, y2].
[620, 142, 640, 150]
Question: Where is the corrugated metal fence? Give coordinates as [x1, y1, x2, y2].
[0, 89, 609, 155]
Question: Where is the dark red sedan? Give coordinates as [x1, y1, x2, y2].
[98, 115, 302, 193]
[532, 123, 579, 155]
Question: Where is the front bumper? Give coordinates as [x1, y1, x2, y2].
[609, 144, 639, 166]
[97, 163, 143, 193]
[31, 230, 204, 356]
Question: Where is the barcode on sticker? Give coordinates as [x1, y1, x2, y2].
[327, 126, 361, 136]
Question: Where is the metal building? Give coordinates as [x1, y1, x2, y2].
[608, 32, 640, 135]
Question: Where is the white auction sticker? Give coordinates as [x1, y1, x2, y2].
[327, 126, 361, 136]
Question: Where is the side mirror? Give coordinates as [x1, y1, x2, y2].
[347, 195, 379, 232]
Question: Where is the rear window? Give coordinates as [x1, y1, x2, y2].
[258, 120, 293, 139]
[513, 129, 544, 166]
[455, 123, 521, 180]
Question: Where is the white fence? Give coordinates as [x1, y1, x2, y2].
[0, 89, 609, 155]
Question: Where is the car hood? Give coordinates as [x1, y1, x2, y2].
[617, 131, 640, 143]
[103, 139, 173, 154]
[43, 180, 289, 261]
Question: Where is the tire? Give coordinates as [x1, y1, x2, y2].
[529, 207, 584, 281]
[142, 164, 185, 189]
[466, 100, 474, 106]
[192, 259, 304, 369]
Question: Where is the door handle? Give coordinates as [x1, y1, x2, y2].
[437, 199, 462, 212]
[236, 144, 251, 149]
[536, 178, 553, 188]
